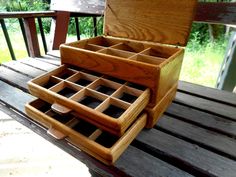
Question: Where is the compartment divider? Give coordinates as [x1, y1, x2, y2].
[110, 97, 131, 110]
[89, 129, 103, 141]
[95, 98, 111, 112]
[97, 48, 135, 58]
[49, 80, 66, 92]
[138, 47, 152, 55]
[135, 54, 165, 65]
[86, 44, 106, 51]
[65, 117, 80, 127]
[111, 97, 131, 110]
[96, 48, 108, 53]
[109, 42, 124, 48]
[110, 85, 125, 97]
[65, 71, 80, 81]
[51, 75, 64, 82]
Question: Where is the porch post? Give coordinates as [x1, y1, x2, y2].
[48, 11, 70, 51]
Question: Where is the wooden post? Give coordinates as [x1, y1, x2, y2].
[23, 17, 41, 57]
[48, 11, 70, 51]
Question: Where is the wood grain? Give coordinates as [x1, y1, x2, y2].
[175, 92, 236, 121]
[25, 99, 146, 165]
[0, 66, 31, 92]
[136, 129, 236, 177]
[28, 65, 150, 136]
[48, 11, 70, 51]
[158, 115, 236, 160]
[61, 36, 182, 106]
[2, 60, 45, 78]
[23, 17, 40, 57]
[145, 83, 177, 128]
[104, 0, 197, 46]
[178, 81, 236, 107]
[166, 103, 236, 137]
[195, 2, 236, 25]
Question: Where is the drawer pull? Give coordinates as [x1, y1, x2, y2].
[51, 103, 72, 115]
[47, 127, 66, 139]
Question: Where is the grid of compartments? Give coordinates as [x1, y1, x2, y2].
[28, 65, 150, 136]
[61, 36, 183, 106]
[25, 99, 147, 165]
[70, 36, 177, 66]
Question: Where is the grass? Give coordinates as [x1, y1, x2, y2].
[181, 37, 227, 87]
[0, 26, 228, 88]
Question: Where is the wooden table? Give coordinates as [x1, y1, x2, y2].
[0, 55, 236, 177]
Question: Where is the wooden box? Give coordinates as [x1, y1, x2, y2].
[26, 0, 197, 165]
[28, 0, 197, 133]
[28, 65, 150, 136]
[60, 0, 197, 107]
[25, 99, 147, 165]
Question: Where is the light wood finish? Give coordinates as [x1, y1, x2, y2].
[25, 99, 147, 165]
[145, 83, 178, 128]
[156, 51, 184, 103]
[28, 65, 150, 136]
[60, 36, 183, 106]
[104, 0, 197, 46]
[51, 103, 72, 115]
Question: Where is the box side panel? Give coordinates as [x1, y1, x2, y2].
[156, 50, 184, 102]
[145, 83, 178, 128]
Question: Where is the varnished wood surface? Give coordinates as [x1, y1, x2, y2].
[61, 36, 183, 106]
[0, 56, 236, 176]
[104, 0, 197, 46]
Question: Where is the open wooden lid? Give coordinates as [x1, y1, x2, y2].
[104, 0, 197, 46]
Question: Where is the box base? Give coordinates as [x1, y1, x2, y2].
[145, 83, 177, 128]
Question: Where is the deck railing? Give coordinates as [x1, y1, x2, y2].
[1, 2, 236, 91]
[0, 11, 102, 60]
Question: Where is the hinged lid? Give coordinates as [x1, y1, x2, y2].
[104, 0, 197, 46]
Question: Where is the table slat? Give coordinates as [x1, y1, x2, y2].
[158, 115, 236, 160]
[175, 92, 236, 120]
[166, 103, 236, 137]
[136, 129, 236, 177]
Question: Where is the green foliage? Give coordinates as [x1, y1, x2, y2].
[68, 17, 103, 38]
[182, 27, 229, 87]
[0, 0, 49, 11]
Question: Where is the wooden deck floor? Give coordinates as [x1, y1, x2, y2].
[0, 55, 236, 177]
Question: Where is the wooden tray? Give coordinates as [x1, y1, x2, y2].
[28, 65, 150, 136]
[25, 99, 147, 165]
[61, 36, 183, 106]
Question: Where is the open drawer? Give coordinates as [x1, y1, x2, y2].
[25, 99, 147, 165]
[27, 65, 150, 136]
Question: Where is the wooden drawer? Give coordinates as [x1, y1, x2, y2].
[60, 36, 184, 107]
[28, 65, 150, 136]
[25, 99, 147, 165]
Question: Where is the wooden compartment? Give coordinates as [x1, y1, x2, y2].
[25, 99, 147, 165]
[28, 65, 150, 136]
[60, 0, 197, 107]
[61, 36, 183, 107]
